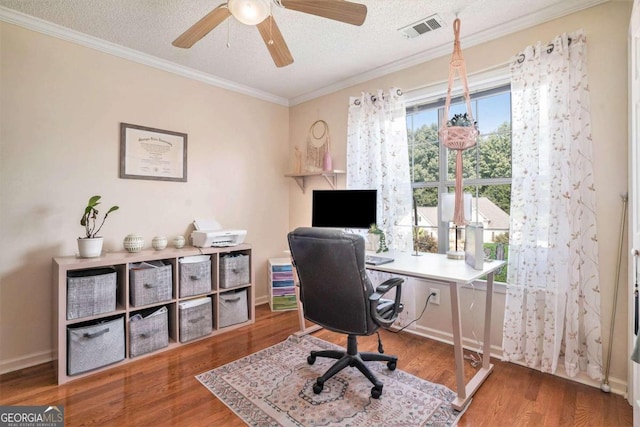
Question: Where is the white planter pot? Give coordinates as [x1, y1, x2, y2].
[77, 237, 104, 258]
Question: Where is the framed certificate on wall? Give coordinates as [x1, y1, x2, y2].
[120, 123, 187, 182]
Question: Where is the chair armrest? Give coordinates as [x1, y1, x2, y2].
[369, 278, 403, 302]
[369, 277, 404, 328]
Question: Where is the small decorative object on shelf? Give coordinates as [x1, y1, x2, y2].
[172, 235, 186, 249]
[323, 149, 333, 172]
[293, 146, 302, 174]
[152, 236, 168, 250]
[78, 195, 119, 258]
[123, 234, 144, 253]
[368, 224, 389, 253]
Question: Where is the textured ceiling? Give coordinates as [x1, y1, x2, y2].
[0, 0, 608, 105]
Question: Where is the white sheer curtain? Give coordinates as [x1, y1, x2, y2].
[346, 88, 412, 251]
[502, 30, 603, 379]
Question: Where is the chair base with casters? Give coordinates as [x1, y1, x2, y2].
[307, 334, 397, 399]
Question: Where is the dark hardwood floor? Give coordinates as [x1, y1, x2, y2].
[0, 304, 632, 426]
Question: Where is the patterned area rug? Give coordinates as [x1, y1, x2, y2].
[196, 334, 462, 426]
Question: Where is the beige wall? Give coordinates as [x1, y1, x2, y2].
[0, 23, 291, 372]
[289, 1, 631, 391]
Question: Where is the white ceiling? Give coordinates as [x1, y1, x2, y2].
[0, 0, 608, 106]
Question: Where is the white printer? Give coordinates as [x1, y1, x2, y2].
[190, 218, 247, 248]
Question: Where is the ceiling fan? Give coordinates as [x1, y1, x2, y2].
[172, 0, 367, 68]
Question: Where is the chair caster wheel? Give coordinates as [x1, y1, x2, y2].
[313, 379, 324, 394]
[387, 360, 397, 371]
[307, 355, 316, 365]
[371, 385, 382, 399]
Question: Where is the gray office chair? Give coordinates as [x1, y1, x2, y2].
[287, 227, 404, 399]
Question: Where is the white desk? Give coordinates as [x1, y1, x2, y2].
[366, 252, 505, 410]
[295, 251, 505, 411]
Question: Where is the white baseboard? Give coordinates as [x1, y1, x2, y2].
[0, 350, 52, 375]
[395, 324, 629, 398]
[254, 295, 269, 306]
[402, 324, 504, 359]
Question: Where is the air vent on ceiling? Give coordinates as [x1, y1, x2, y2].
[398, 14, 445, 39]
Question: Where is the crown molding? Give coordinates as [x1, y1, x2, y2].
[288, 0, 609, 106]
[0, 6, 290, 107]
[0, 1, 609, 108]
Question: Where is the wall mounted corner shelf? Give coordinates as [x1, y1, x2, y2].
[285, 170, 345, 193]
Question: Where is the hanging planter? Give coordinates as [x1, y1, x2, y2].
[438, 18, 478, 226]
[440, 113, 478, 148]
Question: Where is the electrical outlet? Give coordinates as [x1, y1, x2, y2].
[429, 288, 440, 305]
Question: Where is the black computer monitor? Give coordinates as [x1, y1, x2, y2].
[311, 190, 377, 229]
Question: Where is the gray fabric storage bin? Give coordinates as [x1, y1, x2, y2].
[219, 254, 250, 288]
[179, 297, 212, 342]
[67, 267, 117, 320]
[129, 307, 169, 358]
[67, 316, 125, 375]
[130, 261, 172, 307]
[219, 289, 248, 328]
[179, 256, 211, 297]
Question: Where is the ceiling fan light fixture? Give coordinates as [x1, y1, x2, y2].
[228, 0, 271, 25]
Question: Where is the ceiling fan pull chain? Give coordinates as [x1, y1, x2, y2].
[226, 18, 231, 48]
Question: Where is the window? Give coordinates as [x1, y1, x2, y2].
[406, 84, 511, 282]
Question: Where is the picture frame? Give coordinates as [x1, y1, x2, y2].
[120, 123, 187, 182]
[464, 223, 484, 270]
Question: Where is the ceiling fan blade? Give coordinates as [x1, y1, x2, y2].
[280, 0, 367, 26]
[257, 16, 294, 68]
[172, 5, 232, 48]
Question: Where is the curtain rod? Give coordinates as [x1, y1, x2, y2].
[406, 32, 579, 94]
[352, 88, 403, 105]
[516, 37, 573, 64]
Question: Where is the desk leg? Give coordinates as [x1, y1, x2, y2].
[450, 274, 496, 411]
[482, 272, 495, 370]
[293, 277, 321, 337]
[449, 282, 467, 408]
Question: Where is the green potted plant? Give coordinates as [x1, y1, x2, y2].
[368, 224, 389, 253]
[78, 195, 119, 257]
[445, 112, 477, 128]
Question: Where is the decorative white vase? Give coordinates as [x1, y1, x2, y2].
[123, 234, 144, 253]
[172, 235, 185, 249]
[152, 236, 168, 250]
[77, 237, 103, 258]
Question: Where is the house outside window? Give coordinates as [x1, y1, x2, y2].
[405, 84, 512, 282]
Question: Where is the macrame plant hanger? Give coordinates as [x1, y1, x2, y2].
[439, 18, 478, 226]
